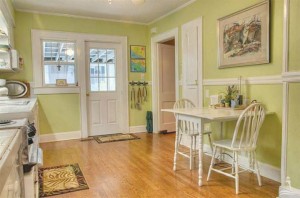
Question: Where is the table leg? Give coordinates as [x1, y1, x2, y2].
[220, 121, 224, 138]
[198, 119, 204, 186]
[173, 114, 179, 171]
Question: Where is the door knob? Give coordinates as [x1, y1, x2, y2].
[86, 93, 90, 96]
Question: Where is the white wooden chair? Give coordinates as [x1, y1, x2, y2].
[173, 98, 213, 170]
[207, 103, 266, 194]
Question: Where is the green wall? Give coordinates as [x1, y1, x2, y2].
[0, 11, 151, 134]
[149, 0, 283, 169]
[149, 0, 283, 79]
[38, 94, 80, 134]
[203, 85, 282, 167]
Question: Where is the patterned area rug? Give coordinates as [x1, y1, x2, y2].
[93, 133, 140, 144]
[38, 163, 89, 197]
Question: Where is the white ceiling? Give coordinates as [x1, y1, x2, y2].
[13, 0, 195, 24]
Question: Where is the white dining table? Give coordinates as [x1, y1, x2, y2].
[161, 107, 247, 186]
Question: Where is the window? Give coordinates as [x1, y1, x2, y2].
[89, 48, 116, 92]
[42, 40, 76, 86]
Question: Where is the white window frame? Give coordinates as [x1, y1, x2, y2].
[32, 30, 80, 94]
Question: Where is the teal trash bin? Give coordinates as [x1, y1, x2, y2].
[146, 111, 153, 133]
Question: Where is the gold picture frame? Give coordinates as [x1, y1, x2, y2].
[218, 0, 270, 68]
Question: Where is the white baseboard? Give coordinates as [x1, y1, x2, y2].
[129, 125, 147, 133]
[203, 144, 280, 182]
[40, 131, 81, 143]
[179, 137, 280, 182]
[40, 126, 147, 143]
[279, 186, 300, 198]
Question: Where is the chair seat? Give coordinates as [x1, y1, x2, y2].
[213, 139, 255, 151]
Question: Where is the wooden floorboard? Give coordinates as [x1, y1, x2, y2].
[40, 132, 279, 198]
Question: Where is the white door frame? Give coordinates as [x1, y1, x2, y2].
[79, 35, 128, 138]
[151, 28, 179, 133]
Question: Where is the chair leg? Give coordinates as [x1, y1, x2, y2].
[232, 151, 235, 174]
[189, 136, 193, 170]
[207, 133, 213, 153]
[234, 151, 239, 194]
[207, 145, 217, 181]
[249, 151, 254, 170]
[193, 135, 197, 161]
[253, 151, 262, 186]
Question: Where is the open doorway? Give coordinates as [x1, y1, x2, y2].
[151, 28, 178, 133]
[158, 39, 176, 133]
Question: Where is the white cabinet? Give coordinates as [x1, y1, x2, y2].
[0, 46, 20, 72]
[24, 166, 39, 198]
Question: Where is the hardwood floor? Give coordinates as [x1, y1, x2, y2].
[40, 133, 279, 198]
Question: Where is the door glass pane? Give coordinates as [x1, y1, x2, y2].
[107, 49, 115, 63]
[89, 48, 116, 92]
[90, 64, 98, 78]
[107, 64, 115, 77]
[98, 49, 107, 63]
[99, 78, 108, 91]
[90, 78, 99, 92]
[99, 64, 106, 77]
[108, 78, 116, 91]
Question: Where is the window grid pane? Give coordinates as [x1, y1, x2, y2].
[89, 48, 116, 92]
[42, 40, 76, 86]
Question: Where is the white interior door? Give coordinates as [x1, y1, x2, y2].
[86, 42, 122, 136]
[158, 43, 176, 132]
[182, 17, 203, 107]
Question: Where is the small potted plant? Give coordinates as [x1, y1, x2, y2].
[222, 85, 238, 107]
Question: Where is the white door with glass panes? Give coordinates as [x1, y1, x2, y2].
[86, 42, 122, 136]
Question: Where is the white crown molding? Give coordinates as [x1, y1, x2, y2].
[15, 8, 147, 26]
[0, 0, 15, 26]
[148, 0, 197, 25]
[282, 72, 300, 82]
[203, 75, 282, 86]
[16, 0, 197, 26]
[129, 125, 147, 133]
[40, 131, 81, 143]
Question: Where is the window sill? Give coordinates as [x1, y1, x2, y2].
[33, 87, 80, 95]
